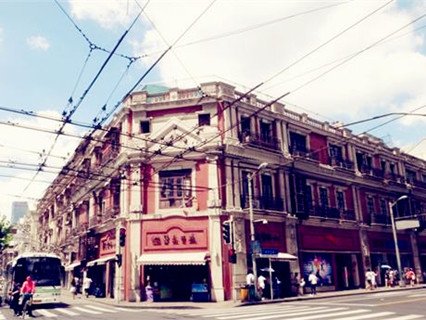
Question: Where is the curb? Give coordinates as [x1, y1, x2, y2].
[60, 285, 426, 310]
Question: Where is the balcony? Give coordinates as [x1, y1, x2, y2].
[309, 206, 356, 221]
[239, 131, 281, 151]
[241, 194, 284, 211]
[104, 206, 120, 220]
[370, 213, 390, 225]
[288, 145, 309, 158]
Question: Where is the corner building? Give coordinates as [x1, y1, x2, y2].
[36, 82, 426, 302]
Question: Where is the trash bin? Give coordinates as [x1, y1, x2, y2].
[240, 286, 249, 302]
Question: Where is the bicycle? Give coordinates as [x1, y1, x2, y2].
[20, 293, 33, 319]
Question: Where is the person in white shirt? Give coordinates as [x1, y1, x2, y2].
[308, 272, 318, 295]
[82, 277, 93, 298]
[257, 274, 267, 299]
[246, 270, 255, 301]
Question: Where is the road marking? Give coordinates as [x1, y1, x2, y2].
[56, 308, 80, 316]
[114, 307, 139, 312]
[73, 306, 102, 314]
[285, 309, 368, 320]
[206, 306, 310, 319]
[238, 307, 344, 320]
[408, 293, 426, 298]
[0, 313, 6, 320]
[385, 315, 425, 320]
[377, 296, 426, 306]
[84, 305, 117, 313]
[335, 311, 395, 320]
[214, 306, 318, 319]
[36, 309, 58, 317]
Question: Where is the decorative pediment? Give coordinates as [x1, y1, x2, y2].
[147, 117, 203, 152]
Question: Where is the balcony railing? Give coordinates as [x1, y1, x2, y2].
[241, 194, 284, 211]
[309, 206, 356, 221]
[239, 131, 281, 151]
[370, 213, 390, 225]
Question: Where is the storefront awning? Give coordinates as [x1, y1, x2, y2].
[64, 261, 81, 271]
[87, 255, 116, 267]
[257, 252, 298, 261]
[137, 252, 209, 266]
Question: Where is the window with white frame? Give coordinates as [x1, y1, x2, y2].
[319, 187, 329, 208]
[159, 169, 192, 209]
[379, 199, 387, 215]
[367, 196, 375, 214]
[336, 190, 345, 211]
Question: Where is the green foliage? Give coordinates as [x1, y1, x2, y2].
[0, 215, 12, 252]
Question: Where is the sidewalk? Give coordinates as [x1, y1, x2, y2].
[60, 284, 426, 310]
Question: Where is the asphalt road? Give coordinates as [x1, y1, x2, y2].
[1, 289, 426, 319]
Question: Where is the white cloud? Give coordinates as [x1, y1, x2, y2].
[69, 0, 141, 29]
[26, 35, 50, 51]
[0, 111, 80, 221]
[68, 1, 426, 159]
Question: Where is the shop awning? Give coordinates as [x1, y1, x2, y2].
[256, 252, 298, 261]
[137, 252, 209, 266]
[64, 261, 81, 271]
[87, 255, 116, 267]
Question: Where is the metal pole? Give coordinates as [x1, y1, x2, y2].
[269, 258, 273, 300]
[389, 201, 404, 287]
[248, 173, 258, 298]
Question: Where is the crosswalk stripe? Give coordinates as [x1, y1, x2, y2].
[73, 306, 102, 314]
[285, 309, 368, 320]
[205, 306, 310, 318]
[236, 307, 339, 320]
[408, 293, 426, 298]
[36, 309, 58, 317]
[84, 305, 117, 313]
[334, 312, 395, 320]
[114, 307, 139, 312]
[385, 316, 425, 320]
[56, 308, 80, 316]
[0, 313, 6, 320]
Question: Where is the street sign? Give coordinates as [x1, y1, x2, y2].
[261, 248, 279, 255]
[251, 240, 262, 255]
[396, 219, 420, 230]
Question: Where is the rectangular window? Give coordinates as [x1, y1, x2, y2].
[319, 187, 329, 208]
[329, 144, 343, 160]
[198, 114, 210, 126]
[336, 191, 345, 211]
[390, 163, 395, 174]
[406, 169, 416, 183]
[367, 196, 375, 214]
[140, 120, 151, 134]
[379, 199, 387, 215]
[260, 122, 271, 142]
[289, 132, 307, 154]
[159, 169, 192, 209]
[241, 116, 251, 133]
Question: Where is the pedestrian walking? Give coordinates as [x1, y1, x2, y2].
[70, 277, 78, 299]
[308, 272, 318, 295]
[83, 276, 93, 298]
[246, 270, 255, 301]
[406, 268, 416, 286]
[257, 274, 267, 300]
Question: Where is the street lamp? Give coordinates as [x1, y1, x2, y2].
[389, 195, 408, 287]
[248, 162, 268, 299]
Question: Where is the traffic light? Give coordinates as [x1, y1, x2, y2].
[229, 248, 237, 264]
[119, 227, 126, 247]
[222, 221, 231, 244]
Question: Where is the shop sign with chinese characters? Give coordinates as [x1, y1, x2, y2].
[145, 227, 207, 250]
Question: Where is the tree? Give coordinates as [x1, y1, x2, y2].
[0, 215, 12, 253]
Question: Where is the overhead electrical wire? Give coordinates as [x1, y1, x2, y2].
[141, 0, 395, 178]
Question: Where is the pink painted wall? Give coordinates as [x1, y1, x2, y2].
[196, 160, 208, 211]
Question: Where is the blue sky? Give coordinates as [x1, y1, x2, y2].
[0, 0, 426, 219]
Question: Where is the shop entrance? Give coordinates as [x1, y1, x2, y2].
[335, 253, 360, 290]
[256, 259, 291, 299]
[144, 265, 209, 301]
